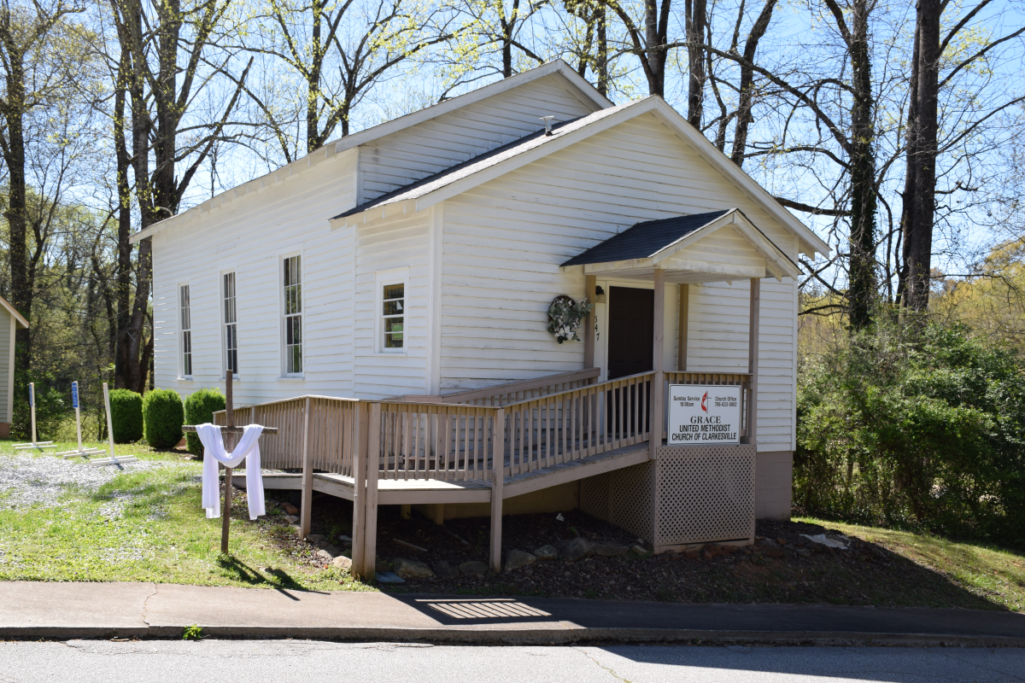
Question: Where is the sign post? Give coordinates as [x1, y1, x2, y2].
[667, 385, 741, 446]
[58, 381, 105, 459]
[89, 383, 138, 466]
[14, 383, 56, 450]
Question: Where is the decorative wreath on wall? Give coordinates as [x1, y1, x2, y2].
[547, 295, 594, 344]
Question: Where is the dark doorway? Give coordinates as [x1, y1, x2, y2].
[607, 286, 654, 380]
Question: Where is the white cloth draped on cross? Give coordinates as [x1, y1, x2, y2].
[196, 423, 266, 520]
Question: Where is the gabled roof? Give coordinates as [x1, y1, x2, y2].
[333, 96, 829, 259]
[0, 295, 28, 328]
[333, 104, 631, 220]
[561, 208, 801, 281]
[561, 210, 730, 266]
[130, 60, 611, 245]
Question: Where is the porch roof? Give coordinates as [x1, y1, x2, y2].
[561, 208, 802, 282]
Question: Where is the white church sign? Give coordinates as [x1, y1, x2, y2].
[667, 385, 741, 445]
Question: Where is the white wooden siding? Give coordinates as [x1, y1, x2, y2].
[152, 150, 359, 405]
[358, 75, 598, 202]
[439, 112, 799, 452]
[351, 210, 432, 398]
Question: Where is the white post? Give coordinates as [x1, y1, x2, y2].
[87, 383, 137, 466]
[73, 381, 83, 453]
[29, 382, 37, 445]
[16, 382, 55, 449]
[103, 383, 116, 458]
[650, 268, 665, 460]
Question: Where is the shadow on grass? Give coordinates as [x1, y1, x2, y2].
[216, 555, 330, 597]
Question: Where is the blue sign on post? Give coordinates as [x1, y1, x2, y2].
[29, 383, 34, 408]
[72, 382, 79, 409]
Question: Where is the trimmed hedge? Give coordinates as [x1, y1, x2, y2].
[184, 388, 226, 454]
[143, 389, 184, 449]
[108, 389, 144, 443]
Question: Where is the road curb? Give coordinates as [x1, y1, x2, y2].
[2, 625, 1023, 647]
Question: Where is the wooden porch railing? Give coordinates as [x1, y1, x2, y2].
[390, 367, 601, 407]
[213, 395, 359, 472]
[377, 402, 501, 481]
[501, 371, 655, 476]
[209, 368, 751, 483]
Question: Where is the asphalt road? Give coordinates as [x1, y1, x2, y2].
[1, 641, 1023, 682]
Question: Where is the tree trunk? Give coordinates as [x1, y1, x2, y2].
[1, 42, 31, 370]
[685, 0, 706, 127]
[730, 0, 777, 167]
[643, 0, 670, 96]
[900, 0, 941, 311]
[306, 0, 323, 152]
[846, 0, 877, 330]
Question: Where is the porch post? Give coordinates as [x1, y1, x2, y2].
[677, 284, 689, 372]
[490, 409, 505, 572]
[351, 402, 369, 578]
[650, 268, 665, 459]
[747, 278, 761, 446]
[363, 403, 381, 582]
[584, 275, 596, 368]
[299, 398, 313, 539]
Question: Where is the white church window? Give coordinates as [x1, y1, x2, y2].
[376, 268, 408, 353]
[180, 284, 192, 378]
[223, 272, 238, 376]
[283, 255, 302, 375]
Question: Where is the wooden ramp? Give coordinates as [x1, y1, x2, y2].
[235, 441, 648, 506]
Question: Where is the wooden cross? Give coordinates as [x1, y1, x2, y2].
[183, 370, 278, 554]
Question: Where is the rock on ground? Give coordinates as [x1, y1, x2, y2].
[533, 544, 559, 561]
[459, 560, 489, 577]
[434, 561, 458, 579]
[394, 558, 434, 580]
[593, 543, 628, 557]
[504, 550, 537, 572]
[331, 555, 352, 571]
[558, 537, 594, 562]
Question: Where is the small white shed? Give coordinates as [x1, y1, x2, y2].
[133, 60, 827, 576]
[0, 295, 28, 438]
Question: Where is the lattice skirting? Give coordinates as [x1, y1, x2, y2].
[580, 445, 755, 547]
[580, 462, 655, 543]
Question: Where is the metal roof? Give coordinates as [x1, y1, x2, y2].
[561, 211, 731, 267]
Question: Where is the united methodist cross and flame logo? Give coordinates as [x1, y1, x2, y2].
[701, 391, 709, 413]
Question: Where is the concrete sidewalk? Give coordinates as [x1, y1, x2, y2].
[1, 582, 1022, 646]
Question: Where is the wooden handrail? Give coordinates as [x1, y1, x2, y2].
[503, 371, 654, 476]
[388, 368, 602, 406]
[502, 370, 655, 409]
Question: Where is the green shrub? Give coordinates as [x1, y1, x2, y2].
[184, 388, 225, 454]
[108, 389, 144, 443]
[143, 389, 184, 449]
[796, 317, 1025, 545]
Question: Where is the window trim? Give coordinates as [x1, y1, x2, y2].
[375, 267, 409, 355]
[279, 251, 304, 378]
[178, 283, 193, 380]
[221, 270, 239, 379]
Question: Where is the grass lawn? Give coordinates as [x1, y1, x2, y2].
[793, 517, 1025, 613]
[1, 438, 1022, 613]
[0, 439, 368, 592]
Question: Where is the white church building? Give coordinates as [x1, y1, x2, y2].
[132, 60, 827, 578]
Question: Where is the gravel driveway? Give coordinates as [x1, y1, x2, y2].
[0, 452, 167, 509]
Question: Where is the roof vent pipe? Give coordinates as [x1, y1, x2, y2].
[540, 116, 556, 136]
